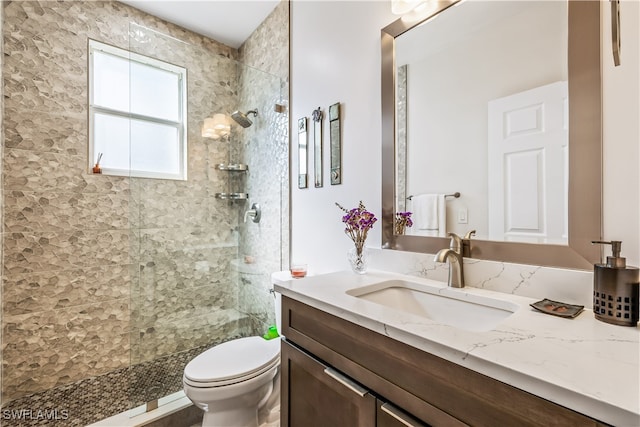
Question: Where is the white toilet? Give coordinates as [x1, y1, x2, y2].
[183, 292, 282, 427]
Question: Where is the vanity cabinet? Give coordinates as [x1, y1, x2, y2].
[280, 296, 609, 427]
[281, 339, 425, 427]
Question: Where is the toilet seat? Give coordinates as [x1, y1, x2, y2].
[184, 337, 280, 388]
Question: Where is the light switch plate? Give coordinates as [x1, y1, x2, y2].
[457, 208, 468, 224]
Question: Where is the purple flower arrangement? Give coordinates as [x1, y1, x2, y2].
[335, 201, 377, 255]
[394, 211, 413, 235]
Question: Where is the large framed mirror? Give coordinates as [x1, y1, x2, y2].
[381, 1, 601, 269]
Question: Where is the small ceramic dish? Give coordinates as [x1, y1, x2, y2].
[530, 298, 584, 318]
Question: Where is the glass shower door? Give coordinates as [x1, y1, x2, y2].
[125, 22, 288, 411]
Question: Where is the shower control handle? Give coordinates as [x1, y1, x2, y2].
[244, 203, 261, 224]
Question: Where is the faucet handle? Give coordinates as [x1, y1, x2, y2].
[448, 232, 463, 253]
[243, 203, 261, 223]
[461, 230, 476, 257]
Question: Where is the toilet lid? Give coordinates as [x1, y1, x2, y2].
[184, 337, 280, 383]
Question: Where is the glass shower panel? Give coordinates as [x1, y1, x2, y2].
[234, 63, 288, 337]
[125, 22, 286, 410]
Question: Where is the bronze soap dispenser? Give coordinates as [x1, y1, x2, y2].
[591, 240, 639, 326]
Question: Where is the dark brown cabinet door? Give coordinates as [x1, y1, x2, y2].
[281, 340, 376, 427]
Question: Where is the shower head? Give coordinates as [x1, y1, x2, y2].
[231, 109, 258, 128]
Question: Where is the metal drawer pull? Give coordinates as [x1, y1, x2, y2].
[381, 402, 423, 427]
[323, 368, 368, 397]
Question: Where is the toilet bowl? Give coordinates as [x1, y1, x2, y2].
[184, 290, 282, 427]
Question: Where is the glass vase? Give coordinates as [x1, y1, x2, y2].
[347, 245, 369, 274]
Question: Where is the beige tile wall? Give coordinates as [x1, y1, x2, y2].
[0, 0, 106, 389]
[0, 1, 4, 406]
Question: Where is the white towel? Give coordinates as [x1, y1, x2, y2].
[410, 194, 446, 237]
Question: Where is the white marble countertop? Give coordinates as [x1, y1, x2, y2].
[272, 270, 640, 427]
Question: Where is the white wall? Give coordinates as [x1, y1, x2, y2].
[291, 0, 640, 274]
[602, 0, 640, 265]
[291, 1, 393, 273]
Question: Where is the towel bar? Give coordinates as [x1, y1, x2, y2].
[407, 192, 460, 200]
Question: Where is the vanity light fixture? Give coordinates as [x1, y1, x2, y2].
[202, 113, 231, 139]
[391, 0, 424, 15]
[393, 0, 451, 24]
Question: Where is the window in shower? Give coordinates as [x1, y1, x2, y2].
[88, 39, 188, 180]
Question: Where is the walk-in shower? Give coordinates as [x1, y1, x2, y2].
[0, 2, 289, 425]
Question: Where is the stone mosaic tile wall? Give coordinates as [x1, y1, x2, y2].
[1, 0, 226, 401]
[0, 2, 4, 406]
[396, 64, 407, 212]
[236, 1, 290, 335]
[240, 1, 290, 83]
[1, 0, 289, 415]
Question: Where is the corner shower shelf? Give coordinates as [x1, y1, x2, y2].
[215, 163, 248, 200]
[215, 192, 249, 200]
[215, 163, 248, 172]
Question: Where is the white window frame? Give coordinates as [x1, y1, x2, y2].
[88, 39, 188, 180]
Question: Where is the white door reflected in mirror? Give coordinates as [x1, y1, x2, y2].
[488, 81, 568, 244]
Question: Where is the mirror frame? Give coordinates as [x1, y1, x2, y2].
[381, 1, 602, 270]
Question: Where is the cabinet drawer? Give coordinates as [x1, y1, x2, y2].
[378, 401, 429, 427]
[282, 296, 607, 427]
[281, 340, 376, 427]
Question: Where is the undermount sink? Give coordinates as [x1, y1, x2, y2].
[346, 279, 519, 332]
